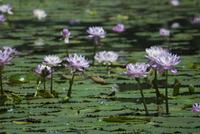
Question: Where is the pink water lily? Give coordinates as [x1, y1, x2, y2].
[125, 63, 149, 78]
[192, 103, 200, 112]
[112, 23, 125, 33]
[64, 53, 90, 72]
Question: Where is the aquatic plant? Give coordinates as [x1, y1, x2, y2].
[34, 64, 51, 91]
[145, 46, 169, 110]
[191, 16, 200, 24]
[0, 47, 17, 95]
[63, 53, 89, 97]
[112, 23, 125, 33]
[95, 51, 118, 75]
[192, 103, 200, 112]
[170, 0, 180, 6]
[87, 26, 106, 65]
[159, 28, 170, 37]
[0, 15, 6, 24]
[171, 22, 180, 29]
[33, 9, 47, 20]
[124, 63, 149, 115]
[156, 52, 180, 114]
[0, 4, 13, 15]
[61, 28, 71, 44]
[43, 55, 61, 93]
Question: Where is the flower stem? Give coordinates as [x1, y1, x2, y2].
[165, 70, 169, 114]
[50, 68, 53, 93]
[67, 72, 75, 98]
[0, 69, 3, 95]
[34, 80, 41, 97]
[43, 76, 46, 91]
[92, 44, 98, 66]
[107, 65, 111, 76]
[136, 78, 149, 116]
[153, 70, 161, 112]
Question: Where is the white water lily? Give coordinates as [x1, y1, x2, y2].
[33, 9, 47, 20]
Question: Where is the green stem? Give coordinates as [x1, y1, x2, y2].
[153, 70, 161, 105]
[107, 64, 111, 76]
[136, 78, 149, 116]
[67, 72, 75, 98]
[43, 76, 46, 91]
[92, 44, 98, 66]
[165, 70, 169, 114]
[34, 81, 41, 97]
[0, 69, 3, 95]
[50, 67, 53, 93]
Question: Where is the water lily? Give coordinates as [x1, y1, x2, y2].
[191, 16, 200, 24]
[95, 51, 118, 75]
[125, 63, 149, 78]
[0, 15, 6, 24]
[155, 52, 180, 74]
[35, 64, 51, 91]
[61, 28, 71, 44]
[0, 4, 13, 15]
[87, 26, 106, 65]
[170, 0, 180, 6]
[43, 55, 61, 93]
[112, 23, 125, 33]
[171, 22, 180, 29]
[95, 51, 118, 65]
[192, 103, 200, 112]
[33, 9, 47, 20]
[124, 62, 149, 115]
[159, 28, 170, 37]
[155, 51, 180, 114]
[87, 26, 106, 42]
[0, 47, 17, 95]
[64, 53, 89, 72]
[63, 53, 89, 97]
[146, 46, 169, 69]
[146, 46, 169, 112]
[43, 55, 62, 67]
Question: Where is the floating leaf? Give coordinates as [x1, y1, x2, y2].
[90, 76, 107, 84]
[13, 118, 41, 125]
[37, 90, 54, 98]
[103, 116, 151, 123]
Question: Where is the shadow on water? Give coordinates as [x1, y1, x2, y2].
[108, 96, 164, 104]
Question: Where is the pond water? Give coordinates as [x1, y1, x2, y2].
[0, 0, 200, 133]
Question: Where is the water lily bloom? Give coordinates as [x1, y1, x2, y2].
[0, 4, 13, 15]
[61, 28, 71, 44]
[69, 19, 80, 25]
[35, 64, 51, 78]
[154, 53, 180, 74]
[171, 22, 180, 29]
[0, 47, 16, 67]
[159, 28, 170, 37]
[0, 15, 6, 24]
[43, 55, 62, 67]
[87, 26, 106, 39]
[33, 9, 47, 20]
[95, 51, 118, 65]
[170, 0, 180, 6]
[191, 16, 200, 24]
[125, 63, 149, 78]
[64, 53, 89, 72]
[145, 46, 169, 68]
[192, 103, 200, 112]
[112, 23, 125, 33]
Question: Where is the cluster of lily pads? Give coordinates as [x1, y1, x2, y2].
[1, 0, 200, 116]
